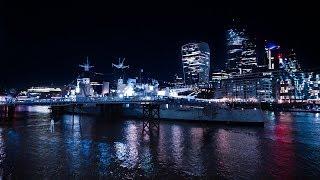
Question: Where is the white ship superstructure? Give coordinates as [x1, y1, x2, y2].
[71, 57, 105, 98]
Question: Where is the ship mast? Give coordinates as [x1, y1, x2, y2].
[79, 56, 94, 72]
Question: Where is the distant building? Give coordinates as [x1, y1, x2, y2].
[0, 92, 13, 102]
[181, 42, 210, 85]
[212, 71, 230, 98]
[226, 21, 257, 75]
[215, 68, 320, 103]
[212, 71, 229, 80]
[15, 87, 62, 100]
[307, 72, 320, 101]
[277, 71, 320, 103]
[173, 74, 184, 86]
[274, 49, 303, 103]
[216, 72, 275, 102]
[279, 49, 300, 72]
[264, 41, 280, 70]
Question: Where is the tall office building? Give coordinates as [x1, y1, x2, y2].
[226, 21, 257, 75]
[265, 41, 280, 70]
[181, 42, 210, 85]
[242, 35, 258, 72]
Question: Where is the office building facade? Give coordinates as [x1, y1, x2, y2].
[182, 42, 211, 85]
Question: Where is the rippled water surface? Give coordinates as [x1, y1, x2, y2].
[0, 106, 320, 178]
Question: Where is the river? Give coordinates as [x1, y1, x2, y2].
[0, 106, 320, 178]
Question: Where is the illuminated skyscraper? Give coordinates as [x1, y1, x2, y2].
[181, 42, 210, 85]
[278, 49, 302, 103]
[265, 41, 280, 70]
[226, 21, 257, 75]
[279, 49, 300, 72]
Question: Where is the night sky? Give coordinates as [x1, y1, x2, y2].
[1, 1, 319, 88]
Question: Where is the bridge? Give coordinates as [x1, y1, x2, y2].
[0, 96, 266, 130]
[0, 96, 167, 106]
[0, 96, 169, 132]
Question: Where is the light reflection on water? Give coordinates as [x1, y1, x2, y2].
[171, 125, 183, 169]
[216, 128, 262, 178]
[15, 105, 51, 113]
[0, 109, 320, 178]
[124, 123, 138, 168]
[0, 129, 5, 164]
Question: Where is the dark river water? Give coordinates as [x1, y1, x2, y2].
[0, 106, 320, 178]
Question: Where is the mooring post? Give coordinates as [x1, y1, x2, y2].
[72, 104, 76, 122]
[72, 104, 76, 125]
[0, 106, 3, 119]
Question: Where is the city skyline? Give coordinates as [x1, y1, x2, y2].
[1, 2, 320, 178]
[1, 1, 319, 88]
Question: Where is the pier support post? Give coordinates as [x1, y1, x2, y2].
[142, 103, 160, 134]
[0, 105, 7, 120]
[72, 104, 76, 123]
[0, 105, 4, 119]
[0, 105, 15, 121]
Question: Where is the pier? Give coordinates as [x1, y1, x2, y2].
[0, 96, 267, 125]
[0, 96, 166, 121]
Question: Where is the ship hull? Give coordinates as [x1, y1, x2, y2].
[123, 105, 265, 124]
[65, 103, 265, 124]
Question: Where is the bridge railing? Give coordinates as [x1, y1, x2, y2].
[74, 96, 165, 103]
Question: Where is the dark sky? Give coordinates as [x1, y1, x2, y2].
[1, 0, 319, 88]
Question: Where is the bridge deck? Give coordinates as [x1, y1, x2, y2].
[0, 97, 168, 106]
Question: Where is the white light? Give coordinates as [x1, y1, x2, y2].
[157, 90, 166, 96]
[124, 86, 135, 97]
